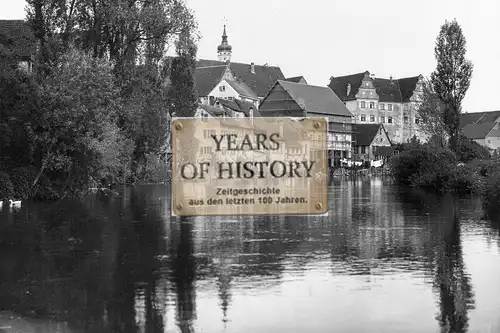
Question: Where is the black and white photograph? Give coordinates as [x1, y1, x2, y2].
[1, 0, 500, 332]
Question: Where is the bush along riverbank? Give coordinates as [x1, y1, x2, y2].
[390, 136, 500, 220]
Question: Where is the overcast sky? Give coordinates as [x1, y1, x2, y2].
[2, 0, 499, 113]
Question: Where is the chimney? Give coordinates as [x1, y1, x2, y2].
[250, 62, 255, 74]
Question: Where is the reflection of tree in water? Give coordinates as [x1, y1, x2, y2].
[106, 189, 167, 333]
[169, 217, 197, 333]
[432, 196, 475, 333]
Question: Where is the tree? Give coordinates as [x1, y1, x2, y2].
[431, 19, 473, 152]
[416, 78, 447, 147]
[456, 135, 490, 163]
[168, 25, 199, 118]
[34, 47, 127, 193]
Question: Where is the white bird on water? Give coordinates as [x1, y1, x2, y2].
[9, 199, 22, 208]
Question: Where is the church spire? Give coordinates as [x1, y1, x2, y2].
[217, 23, 232, 62]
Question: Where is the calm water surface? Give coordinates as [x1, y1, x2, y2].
[1, 178, 500, 333]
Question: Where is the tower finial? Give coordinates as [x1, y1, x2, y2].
[217, 19, 232, 62]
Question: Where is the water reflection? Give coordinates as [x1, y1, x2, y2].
[0, 180, 499, 332]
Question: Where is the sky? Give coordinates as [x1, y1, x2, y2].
[1, 0, 499, 113]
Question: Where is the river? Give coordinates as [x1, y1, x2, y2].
[0, 178, 499, 333]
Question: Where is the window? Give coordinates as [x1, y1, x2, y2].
[361, 114, 366, 122]
[370, 115, 375, 122]
[203, 130, 216, 139]
[404, 117, 409, 124]
[381, 116, 385, 123]
[380, 103, 385, 110]
[202, 147, 212, 154]
[219, 85, 225, 92]
[361, 146, 366, 154]
[228, 96, 234, 100]
[387, 104, 393, 111]
[365, 82, 369, 87]
[415, 118, 420, 124]
[369, 102, 375, 109]
[404, 104, 409, 111]
[360, 101, 366, 108]
[388, 117, 393, 124]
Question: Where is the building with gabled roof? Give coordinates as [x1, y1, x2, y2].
[459, 110, 500, 150]
[352, 123, 392, 161]
[206, 78, 260, 109]
[461, 122, 500, 151]
[259, 80, 354, 162]
[328, 71, 426, 144]
[194, 25, 285, 107]
[460, 110, 500, 129]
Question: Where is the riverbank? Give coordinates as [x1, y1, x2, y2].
[390, 144, 500, 220]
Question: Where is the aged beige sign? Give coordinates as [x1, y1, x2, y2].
[171, 117, 328, 216]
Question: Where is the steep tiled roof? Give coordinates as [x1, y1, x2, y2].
[196, 59, 285, 97]
[284, 76, 306, 83]
[461, 122, 496, 140]
[328, 73, 421, 103]
[277, 80, 353, 117]
[198, 104, 229, 117]
[460, 110, 500, 129]
[194, 65, 227, 97]
[398, 76, 420, 102]
[328, 72, 365, 101]
[217, 98, 256, 117]
[225, 79, 258, 99]
[373, 78, 402, 103]
[352, 123, 385, 146]
[0, 20, 36, 59]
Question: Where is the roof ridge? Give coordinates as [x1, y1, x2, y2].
[196, 65, 229, 69]
[278, 79, 329, 90]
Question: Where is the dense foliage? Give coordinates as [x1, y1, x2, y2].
[0, 0, 199, 201]
[390, 138, 500, 219]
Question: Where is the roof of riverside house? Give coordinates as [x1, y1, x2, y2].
[196, 59, 285, 97]
[461, 122, 497, 140]
[261, 80, 353, 117]
[0, 20, 36, 60]
[328, 72, 422, 103]
[194, 65, 228, 97]
[217, 98, 258, 117]
[284, 76, 307, 84]
[198, 104, 230, 117]
[460, 110, 500, 129]
[352, 123, 388, 146]
[225, 79, 258, 99]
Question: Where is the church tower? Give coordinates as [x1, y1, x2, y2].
[217, 25, 232, 62]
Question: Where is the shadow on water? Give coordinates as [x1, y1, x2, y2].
[0, 186, 170, 333]
[0, 181, 495, 332]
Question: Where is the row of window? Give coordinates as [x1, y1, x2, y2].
[360, 101, 411, 111]
[359, 115, 421, 124]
